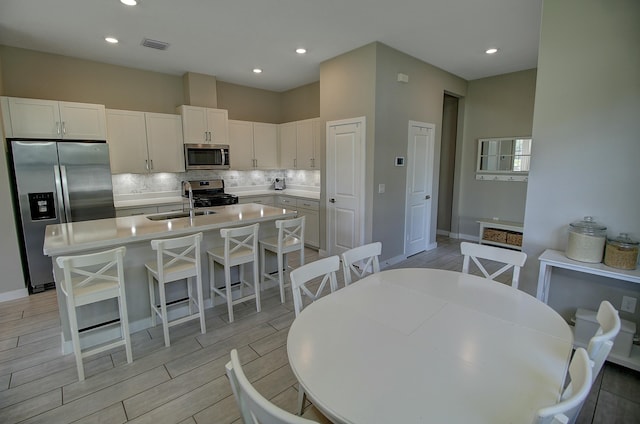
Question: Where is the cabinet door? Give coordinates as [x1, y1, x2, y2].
[297, 119, 315, 170]
[145, 113, 185, 173]
[253, 122, 278, 169]
[312, 118, 322, 170]
[115, 206, 158, 217]
[228, 120, 255, 170]
[206, 108, 228, 144]
[106, 109, 149, 174]
[7, 97, 60, 138]
[59, 102, 107, 140]
[279, 122, 297, 169]
[178, 105, 208, 143]
[297, 199, 320, 247]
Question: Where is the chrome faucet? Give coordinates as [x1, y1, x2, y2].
[183, 181, 195, 219]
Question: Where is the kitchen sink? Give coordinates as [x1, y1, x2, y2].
[146, 210, 216, 221]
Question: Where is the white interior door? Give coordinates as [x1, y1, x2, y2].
[326, 117, 365, 256]
[405, 121, 436, 257]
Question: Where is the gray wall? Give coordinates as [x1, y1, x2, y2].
[372, 44, 466, 260]
[319, 42, 467, 260]
[457, 69, 537, 237]
[522, 0, 640, 325]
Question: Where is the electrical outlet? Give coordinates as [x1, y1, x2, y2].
[621, 296, 637, 313]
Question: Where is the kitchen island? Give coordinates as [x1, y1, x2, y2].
[44, 203, 296, 353]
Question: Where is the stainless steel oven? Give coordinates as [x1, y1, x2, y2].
[184, 144, 230, 170]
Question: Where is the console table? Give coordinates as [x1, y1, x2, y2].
[537, 248, 640, 371]
[537, 249, 640, 304]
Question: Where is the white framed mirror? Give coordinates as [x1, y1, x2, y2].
[476, 137, 531, 181]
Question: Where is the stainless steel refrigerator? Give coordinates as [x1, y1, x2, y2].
[9, 140, 116, 292]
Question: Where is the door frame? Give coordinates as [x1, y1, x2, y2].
[325, 116, 366, 257]
[404, 120, 437, 256]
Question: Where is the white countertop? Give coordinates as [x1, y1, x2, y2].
[114, 187, 320, 209]
[44, 203, 297, 256]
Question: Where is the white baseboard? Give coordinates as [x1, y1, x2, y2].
[380, 254, 407, 269]
[436, 229, 450, 237]
[0, 288, 29, 303]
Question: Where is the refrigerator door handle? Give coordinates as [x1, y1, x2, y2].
[54, 165, 67, 223]
[59, 165, 72, 223]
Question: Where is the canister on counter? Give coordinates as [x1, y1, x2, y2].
[604, 233, 639, 270]
[566, 216, 607, 263]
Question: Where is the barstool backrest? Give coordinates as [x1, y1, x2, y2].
[150, 232, 203, 281]
[276, 216, 305, 249]
[220, 223, 260, 265]
[56, 246, 126, 303]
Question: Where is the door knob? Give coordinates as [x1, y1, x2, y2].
[329, 198, 336, 203]
[425, 195, 431, 200]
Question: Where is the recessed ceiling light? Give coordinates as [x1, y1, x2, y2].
[485, 48, 499, 54]
[105, 37, 119, 44]
[253, 68, 263, 74]
[120, 0, 138, 6]
[296, 48, 307, 54]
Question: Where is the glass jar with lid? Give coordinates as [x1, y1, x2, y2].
[566, 216, 607, 263]
[604, 233, 639, 270]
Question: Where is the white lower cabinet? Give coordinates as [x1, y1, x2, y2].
[115, 203, 183, 217]
[238, 195, 275, 206]
[277, 196, 319, 248]
[107, 109, 184, 174]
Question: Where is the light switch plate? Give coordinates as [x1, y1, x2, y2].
[378, 184, 385, 194]
[622, 296, 637, 313]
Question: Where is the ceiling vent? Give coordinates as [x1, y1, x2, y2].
[141, 38, 170, 51]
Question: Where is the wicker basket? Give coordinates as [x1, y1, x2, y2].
[506, 232, 523, 247]
[482, 228, 507, 244]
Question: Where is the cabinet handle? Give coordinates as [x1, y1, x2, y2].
[311, 158, 315, 168]
[294, 158, 297, 168]
[62, 122, 66, 135]
[150, 159, 154, 170]
[56, 122, 61, 135]
[145, 159, 149, 171]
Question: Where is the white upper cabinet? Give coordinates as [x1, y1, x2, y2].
[2, 97, 106, 140]
[228, 120, 278, 170]
[177, 105, 228, 145]
[106, 109, 184, 174]
[278, 122, 297, 169]
[252, 122, 278, 169]
[228, 120, 254, 169]
[278, 118, 321, 170]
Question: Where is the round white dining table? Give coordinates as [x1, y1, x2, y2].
[286, 268, 574, 424]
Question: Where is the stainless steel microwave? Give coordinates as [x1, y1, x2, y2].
[184, 144, 230, 170]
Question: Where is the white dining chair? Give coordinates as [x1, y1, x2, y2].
[341, 241, 382, 285]
[146, 232, 206, 347]
[226, 349, 318, 424]
[208, 223, 260, 323]
[56, 246, 133, 381]
[289, 255, 340, 415]
[460, 241, 527, 288]
[587, 300, 621, 381]
[259, 216, 305, 303]
[534, 348, 593, 424]
[290, 255, 340, 318]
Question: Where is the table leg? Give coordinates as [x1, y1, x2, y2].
[537, 262, 552, 303]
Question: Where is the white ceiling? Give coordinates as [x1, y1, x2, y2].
[0, 0, 542, 92]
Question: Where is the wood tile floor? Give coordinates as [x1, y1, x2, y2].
[1, 236, 638, 423]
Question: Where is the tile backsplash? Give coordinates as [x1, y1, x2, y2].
[112, 170, 320, 196]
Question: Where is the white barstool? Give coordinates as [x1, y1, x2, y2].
[56, 246, 132, 381]
[207, 223, 261, 323]
[259, 216, 305, 303]
[145, 232, 206, 347]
